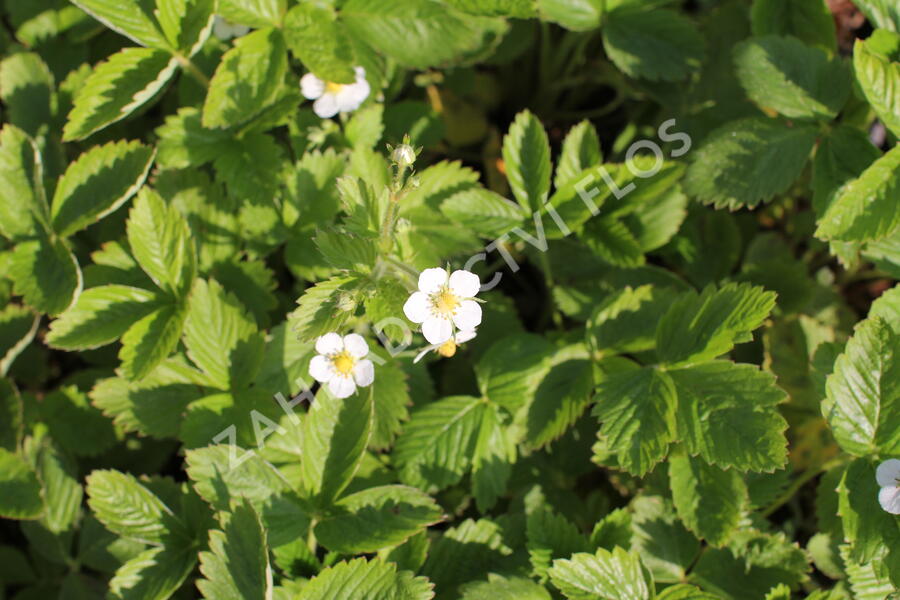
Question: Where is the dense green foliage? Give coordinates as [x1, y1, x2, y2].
[1, 0, 899, 598]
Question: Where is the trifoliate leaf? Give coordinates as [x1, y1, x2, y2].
[602, 6, 705, 82]
[302, 557, 435, 600]
[9, 232, 81, 316]
[502, 109, 551, 213]
[750, 0, 837, 52]
[684, 117, 817, 209]
[816, 144, 900, 243]
[823, 317, 900, 456]
[315, 485, 443, 554]
[283, 3, 356, 84]
[85, 470, 188, 545]
[72, 0, 170, 48]
[183, 279, 264, 390]
[656, 283, 777, 366]
[669, 452, 747, 546]
[0, 125, 46, 242]
[853, 30, 900, 138]
[126, 187, 196, 299]
[108, 546, 196, 600]
[733, 35, 849, 121]
[0, 448, 43, 520]
[202, 28, 288, 129]
[548, 547, 650, 600]
[395, 395, 487, 490]
[63, 48, 179, 141]
[218, 0, 286, 28]
[301, 389, 373, 506]
[46, 285, 159, 351]
[592, 366, 677, 475]
[670, 361, 788, 472]
[197, 502, 272, 600]
[51, 140, 154, 238]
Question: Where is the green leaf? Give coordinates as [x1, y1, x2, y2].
[656, 283, 777, 366]
[341, 0, 500, 70]
[448, 0, 537, 18]
[750, 0, 837, 52]
[202, 28, 288, 129]
[602, 6, 705, 82]
[315, 485, 443, 553]
[670, 361, 788, 472]
[283, 4, 355, 83]
[155, 0, 215, 55]
[0, 448, 42, 520]
[0, 52, 55, 139]
[733, 35, 849, 121]
[812, 125, 882, 216]
[197, 501, 272, 600]
[502, 109, 551, 213]
[302, 390, 373, 506]
[592, 367, 677, 475]
[218, 0, 286, 28]
[587, 285, 675, 355]
[656, 585, 719, 600]
[537, 0, 603, 31]
[118, 301, 187, 380]
[40, 386, 118, 458]
[185, 444, 290, 511]
[63, 47, 179, 141]
[555, 120, 602, 189]
[126, 187, 196, 298]
[108, 546, 196, 600]
[527, 507, 590, 580]
[395, 395, 487, 490]
[853, 0, 900, 31]
[684, 117, 817, 209]
[155, 108, 232, 169]
[526, 344, 593, 449]
[0, 125, 46, 242]
[35, 441, 83, 534]
[0, 304, 39, 377]
[51, 140, 154, 238]
[10, 233, 81, 316]
[548, 547, 650, 600]
[72, 0, 169, 48]
[183, 279, 263, 390]
[823, 317, 900, 456]
[302, 557, 434, 600]
[290, 275, 361, 341]
[314, 230, 378, 274]
[85, 470, 188, 545]
[461, 574, 552, 600]
[630, 496, 700, 584]
[669, 452, 747, 546]
[472, 402, 516, 511]
[477, 334, 554, 416]
[440, 188, 526, 238]
[46, 285, 159, 350]
[422, 518, 514, 596]
[838, 458, 900, 564]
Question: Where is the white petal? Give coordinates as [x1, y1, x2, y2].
[213, 16, 230, 39]
[354, 66, 366, 80]
[328, 375, 356, 399]
[300, 72, 324, 100]
[403, 291, 429, 323]
[313, 93, 339, 118]
[455, 329, 477, 344]
[338, 80, 370, 111]
[418, 268, 448, 294]
[315, 332, 344, 355]
[353, 359, 374, 387]
[452, 300, 482, 331]
[308, 355, 334, 383]
[422, 316, 453, 344]
[876, 459, 900, 487]
[879, 486, 900, 515]
[413, 345, 436, 364]
[234, 24, 250, 37]
[448, 270, 480, 298]
[343, 333, 369, 358]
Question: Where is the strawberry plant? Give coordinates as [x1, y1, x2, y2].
[0, 0, 899, 598]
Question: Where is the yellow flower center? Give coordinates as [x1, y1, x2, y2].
[438, 340, 457, 358]
[433, 289, 460, 315]
[325, 81, 345, 94]
[331, 352, 355, 376]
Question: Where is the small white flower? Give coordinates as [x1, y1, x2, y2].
[213, 16, 250, 40]
[308, 333, 375, 399]
[300, 66, 370, 119]
[414, 329, 477, 363]
[403, 268, 482, 345]
[877, 459, 900, 514]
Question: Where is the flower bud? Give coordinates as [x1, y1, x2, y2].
[391, 144, 416, 169]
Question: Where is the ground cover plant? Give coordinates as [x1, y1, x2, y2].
[0, 0, 899, 598]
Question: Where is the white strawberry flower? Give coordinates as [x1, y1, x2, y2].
[877, 459, 900, 514]
[308, 333, 375, 399]
[403, 268, 482, 345]
[212, 16, 250, 40]
[300, 66, 371, 119]
[414, 329, 477, 363]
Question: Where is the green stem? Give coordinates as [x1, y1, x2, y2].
[761, 455, 849, 518]
[176, 55, 210, 89]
